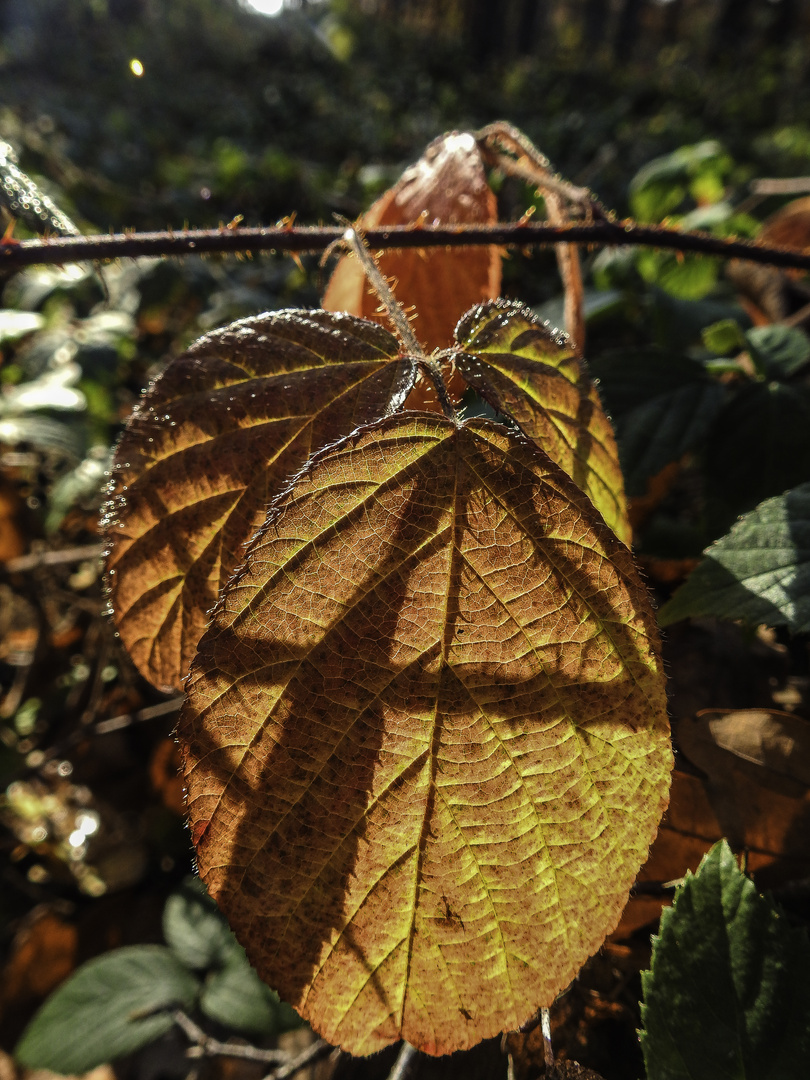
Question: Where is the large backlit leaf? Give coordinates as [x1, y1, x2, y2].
[454, 300, 631, 545]
[322, 131, 501, 355]
[659, 483, 810, 632]
[179, 413, 671, 1057]
[641, 840, 810, 1080]
[105, 310, 413, 692]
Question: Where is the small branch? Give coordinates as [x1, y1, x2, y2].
[4, 543, 105, 573]
[268, 1039, 334, 1080]
[751, 177, 810, 195]
[94, 695, 183, 734]
[173, 1010, 289, 1065]
[2, 220, 810, 271]
[387, 1042, 419, 1080]
[541, 1008, 554, 1070]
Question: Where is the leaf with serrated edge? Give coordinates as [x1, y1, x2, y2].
[178, 412, 671, 1057]
[660, 482, 810, 632]
[323, 131, 500, 354]
[454, 300, 631, 545]
[104, 310, 412, 692]
[641, 840, 810, 1080]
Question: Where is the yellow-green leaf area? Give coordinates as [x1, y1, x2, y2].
[178, 413, 670, 1058]
[104, 310, 410, 692]
[455, 300, 631, 546]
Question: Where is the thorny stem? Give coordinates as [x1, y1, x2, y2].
[476, 121, 607, 220]
[417, 358, 457, 422]
[2, 220, 810, 271]
[341, 224, 425, 357]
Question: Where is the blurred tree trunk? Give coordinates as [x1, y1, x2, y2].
[467, 0, 505, 63]
[766, 0, 800, 46]
[584, 0, 610, 48]
[516, 0, 545, 56]
[710, 0, 755, 56]
[614, 0, 644, 60]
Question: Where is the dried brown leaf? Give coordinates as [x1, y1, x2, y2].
[322, 131, 501, 363]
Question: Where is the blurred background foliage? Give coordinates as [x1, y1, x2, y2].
[1, 2, 810, 1079]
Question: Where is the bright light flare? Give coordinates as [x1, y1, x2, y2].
[242, 0, 285, 14]
[129, 58, 144, 77]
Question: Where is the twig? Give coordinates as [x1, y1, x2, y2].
[541, 1007, 554, 1070]
[269, 1038, 334, 1079]
[4, 543, 105, 573]
[750, 177, 810, 195]
[173, 1010, 289, 1064]
[1, 221, 810, 270]
[94, 695, 183, 734]
[387, 1042, 419, 1080]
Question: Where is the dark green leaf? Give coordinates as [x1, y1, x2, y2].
[641, 840, 810, 1080]
[589, 349, 723, 495]
[163, 878, 235, 970]
[15, 946, 199, 1074]
[706, 382, 810, 532]
[746, 325, 810, 379]
[659, 483, 810, 631]
[200, 951, 301, 1037]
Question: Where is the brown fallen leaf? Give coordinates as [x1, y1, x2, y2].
[685, 707, 810, 789]
[0, 910, 77, 1043]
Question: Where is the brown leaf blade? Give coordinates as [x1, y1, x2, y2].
[179, 413, 670, 1056]
[322, 131, 501, 362]
[454, 300, 631, 546]
[104, 310, 411, 691]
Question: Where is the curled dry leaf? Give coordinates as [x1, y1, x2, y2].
[455, 301, 631, 546]
[685, 708, 810, 789]
[322, 130, 501, 410]
[178, 413, 670, 1056]
[104, 310, 413, 691]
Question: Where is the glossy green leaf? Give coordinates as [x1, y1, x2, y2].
[15, 946, 199, 1074]
[659, 483, 810, 631]
[641, 840, 810, 1080]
